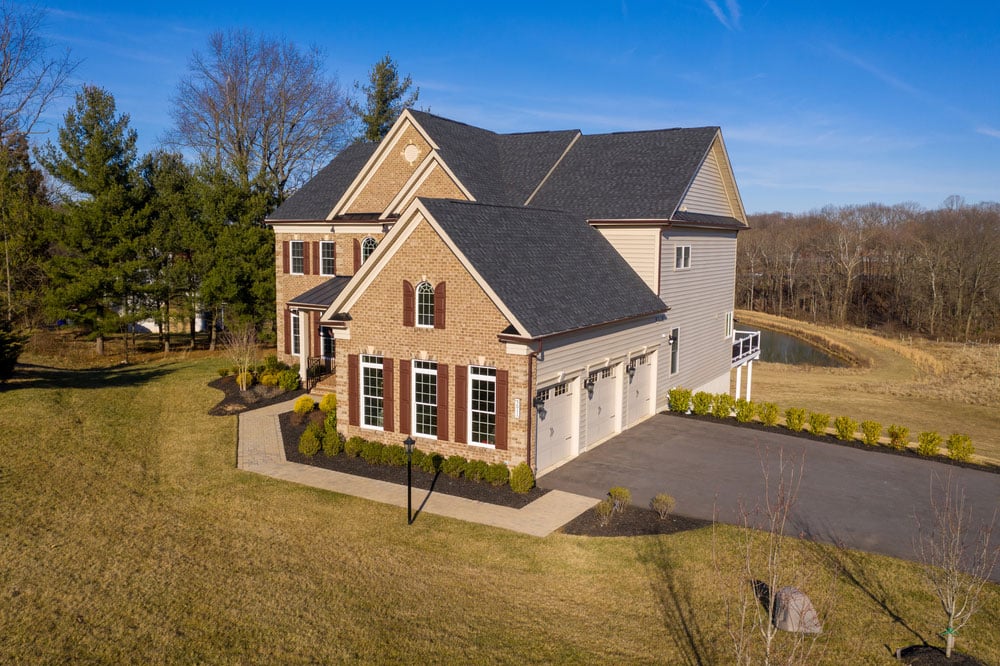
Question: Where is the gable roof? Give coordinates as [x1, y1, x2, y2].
[528, 127, 720, 220]
[268, 142, 377, 221]
[420, 198, 667, 338]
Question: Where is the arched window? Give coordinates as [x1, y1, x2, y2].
[361, 236, 378, 263]
[416, 281, 434, 327]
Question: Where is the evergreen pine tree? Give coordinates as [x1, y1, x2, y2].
[350, 54, 419, 143]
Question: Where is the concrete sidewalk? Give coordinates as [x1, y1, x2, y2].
[236, 398, 597, 537]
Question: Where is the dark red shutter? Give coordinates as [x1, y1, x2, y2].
[282, 241, 290, 273]
[353, 239, 361, 273]
[302, 242, 310, 275]
[311, 242, 320, 275]
[383, 358, 394, 432]
[494, 369, 508, 450]
[310, 311, 321, 357]
[399, 360, 411, 435]
[402, 280, 415, 327]
[434, 282, 446, 330]
[437, 364, 449, 441]
[283, 309, 292, 354]
[348, 354, 359, 426]
[454, 365, 467, 444]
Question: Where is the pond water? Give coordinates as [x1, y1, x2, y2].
[746, 327, 846, 367]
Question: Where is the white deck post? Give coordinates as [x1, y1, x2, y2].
[745, 360, 753, 402]
[735, 364, 743, 399]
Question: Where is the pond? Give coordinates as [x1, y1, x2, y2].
[744, 326, 846, 367]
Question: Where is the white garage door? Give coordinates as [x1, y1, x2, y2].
[625, 354, 654, 427]
[535, 381, 575, 473]
[585, 366, 618, 448]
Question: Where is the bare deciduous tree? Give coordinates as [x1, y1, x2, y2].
[222, 321, 258, 391]
[913, 473, 999, 659]
[170, 29, 350, 203]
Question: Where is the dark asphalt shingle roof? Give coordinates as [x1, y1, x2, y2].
[421, 198, 667, 338]
[529, 127, 720, 219]
[268, 143, 378, 221]
[288, 277, 351, 308]
[672, 210, 745, 229]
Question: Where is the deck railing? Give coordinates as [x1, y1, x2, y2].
[732, 330, 761, 366]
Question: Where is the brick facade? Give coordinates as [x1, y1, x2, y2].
[335, 218, 532, 467]
[346, 124, 433, 214]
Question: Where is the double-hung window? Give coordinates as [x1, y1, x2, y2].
[320, 241, 335, 276]
[413, 360, 437, 438]
[675, 245, 691, 270]
[469, 366, 496, 446]
[290, 312, 301, 355]
[321, 328, 335, 360]
[290, 240, 304, 274]
[416, 282, 434, 327]
[361, 354, 384, 429]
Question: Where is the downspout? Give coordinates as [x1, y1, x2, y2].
[526, 339, 543, 475]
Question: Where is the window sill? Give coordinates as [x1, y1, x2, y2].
[468, 441, 496, 450]
[360, 424, 384, 432]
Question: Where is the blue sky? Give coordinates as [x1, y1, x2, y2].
[34, 0, 1000, 213]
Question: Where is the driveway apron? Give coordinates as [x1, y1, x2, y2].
[539, 414, 1000, 581]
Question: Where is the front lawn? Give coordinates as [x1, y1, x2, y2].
[1, 355, 997, 664]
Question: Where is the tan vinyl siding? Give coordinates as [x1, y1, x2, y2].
[658, 228, 737, 408]
[679, 147, 735, 217]
[595, 227, 659, 291]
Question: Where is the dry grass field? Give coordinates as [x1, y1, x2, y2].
[1, 351, 998, 664]
[736, 311, 1000, 463]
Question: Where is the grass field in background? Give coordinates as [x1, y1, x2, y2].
[1, 353, 997, 664]
[735, 310, 1000, 463]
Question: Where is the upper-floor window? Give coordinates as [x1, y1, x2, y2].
[361, 354, 384, 429]
[361, 236, 378, 263]
[413, 360, 437, 438]
[469, 366, 497, 446]
[416, 282, 434, 327]
[320, 241, 335, 276]
[675, 245, 691, 270]
[725, 311, 734, 338]
[290, 240, 304, 274]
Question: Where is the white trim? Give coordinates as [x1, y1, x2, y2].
[674, 245, 691, 270]
[381, 154, 475, 219]
[319, 240, 336, 276]
[523, 131, 581, 205]
[289, 240, 305, 275]
[360, 353, 385, 431]
[669, 327, 680, 375]
[412, 359, 438, 439]
[468, 365, 497, 447]
[415, 281, 434, 328]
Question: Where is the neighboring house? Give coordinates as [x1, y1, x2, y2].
[267, 110, 758, 476]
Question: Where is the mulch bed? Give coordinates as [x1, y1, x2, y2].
[559, 504, 713, 537]
[665, 412, 1000, 475]
[895, 645, 987, 665]
[278, 411, 549, 510]
[207, 375, 306, 416]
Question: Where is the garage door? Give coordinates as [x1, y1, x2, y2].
[625, 354, 654, 427]
[585, 366, 618, 447]
[535, 381, 575, 473]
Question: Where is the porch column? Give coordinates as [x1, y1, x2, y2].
[734, 364, 743, 399]
[745, 361, 753, 402]
[298, 310, 309, 387]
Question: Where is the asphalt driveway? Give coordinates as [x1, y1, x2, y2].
[539, 414, 1000, 581]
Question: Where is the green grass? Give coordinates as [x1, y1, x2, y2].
[2, 355, 998, 663]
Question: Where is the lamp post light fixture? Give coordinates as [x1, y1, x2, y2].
[403, 436, 416, 524]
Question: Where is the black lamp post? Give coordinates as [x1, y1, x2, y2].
[403, 436, 415, 524]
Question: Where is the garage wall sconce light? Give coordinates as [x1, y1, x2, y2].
[583, 377, 596, 396]
[626, 365, 636, 380]
[532, 395, 545, 410]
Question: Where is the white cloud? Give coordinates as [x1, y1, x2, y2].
[704, 0, 741, 31]
[977, 126, 1000, 140]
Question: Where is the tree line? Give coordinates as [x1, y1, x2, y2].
[0, 2, 417, 358]
[738, 199, 1000, 341]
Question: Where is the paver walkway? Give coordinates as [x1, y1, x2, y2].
[237, 399, 597, 537]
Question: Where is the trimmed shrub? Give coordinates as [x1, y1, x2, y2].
[324, 410, 337, 431]
[465, 460, 489, 482]
[509, 462, 535, 494]
[298, 423, 322, 457]
[917, 431, 943, 457]
[596, 498, 615, 526]
[608, 486, 631, 513]
[419, 452, 443, 475]
[946, 434, 974, 462]
[319, 393, 338, 413]
[712, 393, 735, 419]
[691, 391, 713, 416]
[833, 416, 858, 441]
[360, 440, 385, 464]
[668, 387, 692, 413]
[757, 402, 780, 427]
[382, 444, 407, 466]
[278, 369, 300, 392]
[485, 462, 510, 487]
[808, 412, 830, 436]
[860, 420, 882, 446]
[322, 429, 344, 457]
[235, 371, 254, 390]
[293, 395, 316, 416]
[784, 407, 807, 432]
[344, 436, 365, 458]
[263, 354, 283, 372]
[651, 493, 676, 519]
[734, 398, 754, 423]
[259, 372, 280, 387]
[410, 449, 426, 470]
[887, 424, 910, 450]
[216, 367, 230, 377]
[441, 455, 467, 478]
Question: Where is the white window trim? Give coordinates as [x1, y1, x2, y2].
[360, 354, 384, 431]
[290, 310, 301, 355]
[290, 240, 305, 275]
[468, 365, 497, 449]
[416, 281, 434, 328]
[725, 311, 734, 339]
[412, 360, 437, 439]
[669, 327, 680, 375]
[674, 245, 691, 270]
[361, 236, 378, 263]
[320, 241, 336, 276]
[321, 328, 335, 360]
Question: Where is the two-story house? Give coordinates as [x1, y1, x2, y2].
[267, 110, 754, 476]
